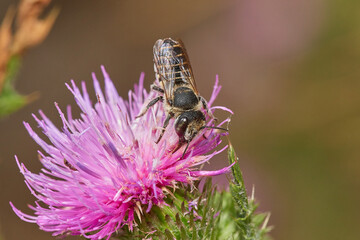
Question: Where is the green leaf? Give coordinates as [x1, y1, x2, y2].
[225, 141, 272, 240]
[164, 229, 175, 239]
[0, 56, 38, 118]
[0, 91, 28, 117]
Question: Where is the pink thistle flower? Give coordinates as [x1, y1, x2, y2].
[10, 66, 233, 240]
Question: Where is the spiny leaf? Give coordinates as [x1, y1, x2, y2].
[226, 139, 272, 240]
[228, 141, 244, 186]
[180, 226, 187, 239]
[175, 213, 182, 228]
[164, 229, 175, 239]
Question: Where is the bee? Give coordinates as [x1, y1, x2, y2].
[136, 38, 226, 157]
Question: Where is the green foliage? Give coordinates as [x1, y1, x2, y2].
[224, 143, 272, 240]
[0, 56, 35, 118]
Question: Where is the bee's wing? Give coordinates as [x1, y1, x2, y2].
[153, 38, 200, 105]
[177, 39, 199, 95]
[153, 39, 174, 104]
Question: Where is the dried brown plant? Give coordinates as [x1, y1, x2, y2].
[0, 0, 59, 93]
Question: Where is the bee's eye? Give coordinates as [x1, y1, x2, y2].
[175, 117, 188, 138]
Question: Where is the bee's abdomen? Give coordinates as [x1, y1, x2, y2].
[157, 39, 189, 84]
[173, 87, 199, 110]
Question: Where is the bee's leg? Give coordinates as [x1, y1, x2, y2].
[136, 96, 163, 118]
[172, 140, 191, 159]
[151, 84, 164, 93]
[155, 113, 173, 143]
[181, 141, 191, 159]
[200, 96, 217, 121]
[171, 140, 190, 159]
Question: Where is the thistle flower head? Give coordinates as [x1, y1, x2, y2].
[10, 66, 232, 240]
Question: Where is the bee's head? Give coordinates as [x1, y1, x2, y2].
[175, 110, 206, 143]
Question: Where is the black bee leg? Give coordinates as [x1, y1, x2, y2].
[170, 139, 188, 158]
[181, 141, 191, 159]
[151, 84, 164, 93]
[136, 96, 163, 118]
[171, 141, 190, 159]
[155, 113, 173, 143]
[200, 97, 217, 121]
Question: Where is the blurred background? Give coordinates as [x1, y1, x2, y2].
[0, 0, 359, 239]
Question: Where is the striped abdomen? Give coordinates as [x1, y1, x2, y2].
[154, 38, 190, 85]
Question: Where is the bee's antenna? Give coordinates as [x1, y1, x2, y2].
[200, 126, 228, 131]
